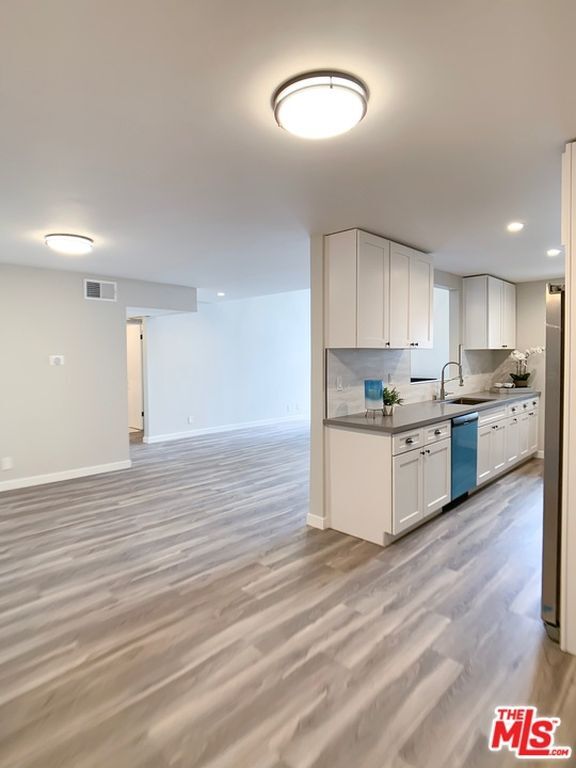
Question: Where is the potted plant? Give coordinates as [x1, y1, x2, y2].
[509, 347, 544, 387]
[383, 386, 404, 416]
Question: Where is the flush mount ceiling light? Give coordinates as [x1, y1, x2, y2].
[547, 248, 562, 257]
[45, 233, 94, 255]
[273, 71, 368, 139]
[506, 221, 524, 233]
[217, 292, 226, 297]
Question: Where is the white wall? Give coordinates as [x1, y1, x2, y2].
[0, 264, 196, 490]
[144, 290, 310, 440]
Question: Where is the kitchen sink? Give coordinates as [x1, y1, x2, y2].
[445, 397, 491, 405]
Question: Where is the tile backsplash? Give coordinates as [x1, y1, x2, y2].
[326, 348, 513, 417]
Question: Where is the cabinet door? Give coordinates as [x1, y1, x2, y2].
[356, 232, 390, 348]
[423, 439, 451, 514]
[487, 277, 503, 349]
[492, 421, 507, 474]
[324, 230, 358, 347]
[389, 244, 411, 348]
[519, 413, 530, 458]
[409, 251, 434, 349]
[392, 449, 423, 534]
[477, 424, 493, 484]
[501, 282, 516, 349]
[463, 276, 489, 349]
[527, 411, 538, 454]
[506, 416, 520, 465]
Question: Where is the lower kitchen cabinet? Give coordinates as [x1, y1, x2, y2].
[326, 423, 452, 545]
[478, 398, 540, 486]
[392, 438, 451, 535]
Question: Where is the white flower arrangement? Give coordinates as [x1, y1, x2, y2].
[509, 346, 544, 380]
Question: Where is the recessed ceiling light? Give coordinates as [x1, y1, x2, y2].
[273, 71, 368, 140]
[45, 233, 94, 255]
[547, 248, 562, 257]
[506, 222, 524, 233]
[217, 292, 226, 297]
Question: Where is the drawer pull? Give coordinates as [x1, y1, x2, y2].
[434, 429, 442, 435]
[406, 438, 414, 444]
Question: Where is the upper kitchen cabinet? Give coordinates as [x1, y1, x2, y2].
[324, 229, 433, 349]
[463, 275, 516, 350]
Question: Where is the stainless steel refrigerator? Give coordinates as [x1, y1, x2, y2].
[542, 283, 565, 641]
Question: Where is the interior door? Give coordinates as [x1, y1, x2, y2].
[126, 322, 144, 431]
[388, 244, 411, 348]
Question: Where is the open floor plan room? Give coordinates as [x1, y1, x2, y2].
[0, 424, 574, 768]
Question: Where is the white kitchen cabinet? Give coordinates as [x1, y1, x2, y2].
[463, 275, 516, 350]
[527, 409, 539, 453]
[324, 229, 358, 348]
[388, 244, 411, 348]
[477, 424, 494, 484]
[324, 229, 433, 350]
[518, 412, 530, 459]
[392, 449, 423, 533]
[423, 439, 451, 514]
[356, 231, 391, 348]
[506, 416, 521, 466]
[393, 438, 451, 534]
[408, 249, 434, 349]
[477, 420, 507, 484]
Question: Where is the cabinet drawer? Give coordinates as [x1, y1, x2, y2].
[478, 407, 507, 426]
[393, 429, 423, 455]
[519, 396, 540, 411]
[507, 401, 523, 417]
[424, 421, 451, 443]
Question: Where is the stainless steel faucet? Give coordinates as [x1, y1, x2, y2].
[439, 344, 465, 400]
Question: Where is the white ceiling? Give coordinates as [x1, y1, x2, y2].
[1, 0, 573, 299]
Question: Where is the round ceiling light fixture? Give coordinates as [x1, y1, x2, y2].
[547, 248, 562, 257]
[506, 221, 525, 233]
[273, 71, 368, 139]
[45, 233, 94, 255]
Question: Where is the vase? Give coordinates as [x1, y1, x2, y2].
[383, 404, 395, 416]
[364, 379, 383, 413]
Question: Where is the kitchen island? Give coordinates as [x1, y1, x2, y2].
[324, 390, 540, 545]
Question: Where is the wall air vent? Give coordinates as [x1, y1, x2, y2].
[84, 279, 117, 302]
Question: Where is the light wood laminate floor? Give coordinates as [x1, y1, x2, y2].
[0, 422, 574, 768]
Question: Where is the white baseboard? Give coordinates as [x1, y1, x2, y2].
[537, 450, 545, 459]
[0, 460, 132, 493]
[143, 415, 310, 444]
[306, 513, 329, 530]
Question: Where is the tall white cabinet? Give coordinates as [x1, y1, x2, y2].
[463, 275, 516, 350]
[324, 229, 433, 349]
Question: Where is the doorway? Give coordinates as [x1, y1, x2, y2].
[126, 321, 144, 435]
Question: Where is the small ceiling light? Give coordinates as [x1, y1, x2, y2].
[506, 222, 524, 233]
[273, 71, 368, 139]
[547, 248, 562, 257]
[217, 292, 226, 297]
[45, 233, 94, 255]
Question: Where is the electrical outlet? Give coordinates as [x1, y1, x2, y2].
[336, 376, 343, 391]
[49, 355, 65, 366]
[1, 457, 13, 471]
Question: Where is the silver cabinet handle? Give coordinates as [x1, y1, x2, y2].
[406, 438, 414, 444]
[434, 429, 442, 435]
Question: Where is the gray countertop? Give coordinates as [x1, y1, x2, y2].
[324, 390, 541, 434]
